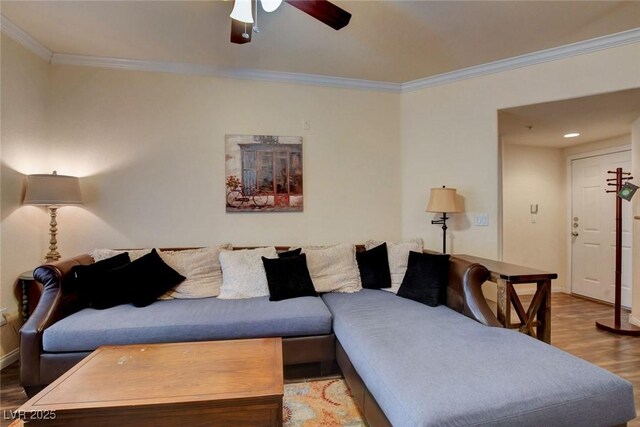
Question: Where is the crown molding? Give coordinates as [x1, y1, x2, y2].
[402, 27, 640, 93]
[2, 12, 639, 93]
[216, 68, 401, 92]
[0, 15, 52, 62]
[51, 53, 402, 92]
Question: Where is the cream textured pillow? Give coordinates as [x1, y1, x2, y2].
[365, 239, 423, 293]
[301, 243, 362, 293]
[217, 247, 278, 299]
[91, 248, 152, 262]
[159, 245, 232, 299]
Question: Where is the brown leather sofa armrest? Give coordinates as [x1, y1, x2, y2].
[20, 255, 93, 388]
[462, 263, 502, 327]
[447, 258, 501, 327]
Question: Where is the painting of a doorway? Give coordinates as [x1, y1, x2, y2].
[225, 134, 303, 212]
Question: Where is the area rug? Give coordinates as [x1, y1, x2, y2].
[284, 379, 366, 426]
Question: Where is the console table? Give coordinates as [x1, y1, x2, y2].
[455, 255, 557, 344]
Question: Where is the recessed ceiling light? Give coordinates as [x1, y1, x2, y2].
[564, 132, 580, 138]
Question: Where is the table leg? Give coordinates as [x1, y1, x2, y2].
[536, 280, 551, 344]
[22, 280, 29, 321]
[496, 278, 511, 328]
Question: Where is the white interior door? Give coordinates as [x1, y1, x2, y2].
[571, 150, 632, 307]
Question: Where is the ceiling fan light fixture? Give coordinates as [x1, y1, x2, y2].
[230, 0, 254, 23]
[261, 0, 283, 13]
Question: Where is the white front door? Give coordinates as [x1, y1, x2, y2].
[571, 150, 633, 307]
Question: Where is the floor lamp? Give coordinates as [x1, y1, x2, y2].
[23, 171, 83, 263]
[426, 186, 462, 254]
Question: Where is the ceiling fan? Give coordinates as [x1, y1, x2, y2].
[230, 0, 352, 44]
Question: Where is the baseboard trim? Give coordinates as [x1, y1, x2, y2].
[629, 315, 640, 328]
[1, 348, 19, 370]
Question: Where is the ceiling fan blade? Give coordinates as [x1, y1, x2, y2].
[285, 0, 351, 30]
[231, 18, 252, 44]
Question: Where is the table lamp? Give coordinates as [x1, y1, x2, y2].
[23, 171, 83, 263]
[426, 186, 462, 254]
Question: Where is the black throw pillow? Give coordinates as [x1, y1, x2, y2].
[397, 251, 450, 307]
[262, 254, 318, 301]
[107, 249, 186, 308]
[356, 243, 391, 289]
[70, 252, 132, 307]
[278, 248, 302, 258]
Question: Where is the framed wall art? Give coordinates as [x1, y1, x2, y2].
[225, 134, 303, 212]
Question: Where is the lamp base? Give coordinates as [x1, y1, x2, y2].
[45, 206, 61, 264]
[431, 213, 449, 253]
[45, 251, 61, 264]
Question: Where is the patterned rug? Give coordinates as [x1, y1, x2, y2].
[284, 379, 367, 426]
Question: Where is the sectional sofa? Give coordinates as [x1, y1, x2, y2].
[20, 246, 636, 426]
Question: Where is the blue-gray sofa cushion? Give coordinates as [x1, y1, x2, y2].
[322, 289, 636, 427]
[43, 296, 332, 352]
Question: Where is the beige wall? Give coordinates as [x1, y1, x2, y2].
[632, 117, 640, 326]
[44, 65, 402, 250]
[502, 144, 566, 290]
[1, 35, 402, 326]
[401, 42, 640, 259]
[1, 35, 51, 320]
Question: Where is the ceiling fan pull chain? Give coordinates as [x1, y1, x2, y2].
[242, 22, 250, 39]
[253, 0, 260, 33]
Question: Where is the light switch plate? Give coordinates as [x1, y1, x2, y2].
[475, 213, 489, 226]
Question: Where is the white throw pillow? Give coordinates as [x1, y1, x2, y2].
[301, 243, 362, 293]
[365, 239, 423, 293]
[91, 248, 152, 262]
[217, 247, 278, 299]
[159, 245, 232, 299]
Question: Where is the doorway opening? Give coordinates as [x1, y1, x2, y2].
[498, 88, 640, 306]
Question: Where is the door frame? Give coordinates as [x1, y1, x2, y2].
[565, 144, 632, 300]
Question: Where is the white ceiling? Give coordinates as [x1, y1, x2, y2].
[499, 89, 640, 148]
[2, 0, 640, 83]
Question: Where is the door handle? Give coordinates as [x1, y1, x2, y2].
[571, 232, 579, 237]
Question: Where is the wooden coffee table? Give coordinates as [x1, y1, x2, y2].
[13, 338, 283, 426]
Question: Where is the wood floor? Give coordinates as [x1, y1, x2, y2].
[549, 293, 640, 426]
[1, 292, 638, 426]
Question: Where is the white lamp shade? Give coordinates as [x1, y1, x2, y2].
[23, 173, 83, 206]
[261, 0, 282, 12]
[426, 187, 462, 213]
[230, 0, 254, 23]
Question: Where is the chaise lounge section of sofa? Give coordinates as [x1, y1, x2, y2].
[323, 288, 636, 427]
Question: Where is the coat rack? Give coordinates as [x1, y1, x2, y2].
[595, 168, 640, 336]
